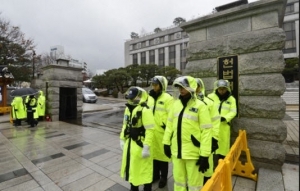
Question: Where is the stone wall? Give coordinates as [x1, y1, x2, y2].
[33, 64, 83, 121]
[181, 0, 287, 171]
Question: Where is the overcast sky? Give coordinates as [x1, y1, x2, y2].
[1, 0, 257, 75]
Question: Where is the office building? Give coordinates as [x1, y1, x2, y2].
[124, 27, 189, 71]
[124, 0, 299, 70]
[283, 0, 299, 59]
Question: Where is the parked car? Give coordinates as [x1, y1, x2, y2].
[82, 88, 97, 103]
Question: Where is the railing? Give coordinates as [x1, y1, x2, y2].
[202, 130, 257, 191]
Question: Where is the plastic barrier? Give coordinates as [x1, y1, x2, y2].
[202, 130, 257, 191]
[0, 106, 11, 114]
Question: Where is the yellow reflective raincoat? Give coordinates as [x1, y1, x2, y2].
[163, 76, 213, 191]
[37, 90, 46, 117]
[149, 77, 173, 162]
[208, 80, 237, 156]
[11, 96, 26, 120]
[120, 87, 155, 186]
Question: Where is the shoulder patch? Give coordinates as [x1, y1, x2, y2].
[158, 101, 164, 105]
[189, 107, 198, 113]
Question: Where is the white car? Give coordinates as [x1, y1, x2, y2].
[82, 88, 97, 103]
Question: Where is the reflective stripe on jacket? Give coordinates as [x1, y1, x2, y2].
[163, 98, 212, 158]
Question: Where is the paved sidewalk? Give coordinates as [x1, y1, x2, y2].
[0, 97, 298, 191]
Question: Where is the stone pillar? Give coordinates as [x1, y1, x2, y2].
[181, 0, 287, 171]
[34, 64, 83, 122]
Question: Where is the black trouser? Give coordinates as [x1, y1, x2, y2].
[27, 111, 36, 127]
[153, 160, 168, 181]
[130, 183, 152, 191]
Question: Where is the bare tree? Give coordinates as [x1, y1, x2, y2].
[0, 13, 36, 66]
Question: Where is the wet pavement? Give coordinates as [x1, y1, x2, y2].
[0, 93, 298, 191]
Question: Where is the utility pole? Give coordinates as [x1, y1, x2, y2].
[32, 50, 36, 79]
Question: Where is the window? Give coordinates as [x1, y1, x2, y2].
[169, 34, 174, 41]
[160, 37, 164, 43]
[159, 48, 164, 67]
[283, 22, 296, 53]
[149, 50, 155, 64]
[169, 45, 176, 68]
[141, 41, 146, 48]
[133, 54, 138, 64]
[133, 44, 137, 50]
[141, 52, 146, 65]
[149, 39, 154, 46]
[285, 3, 294, 14]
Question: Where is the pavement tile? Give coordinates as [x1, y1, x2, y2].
[83, 177, 115, 191]
[41, 182, 63, 191]
[1, 179, 40, 191]
[55, 168, 94, 187]
[0, 174, 32, 190]
[89, 151, 117, 163]
[282, 163, 299, 191]
[46, 162, 86, 181]
[74, 156, 95, 167]
[30, 170, 53, 186]
[88, 164, 114, 177]
[41, 159, 78, 174]
[61, 172, 105, 191]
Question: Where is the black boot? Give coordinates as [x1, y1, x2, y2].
[130, 183, 139, 191]
[158, 178, 167, 188]
[144, 183, 152, 191]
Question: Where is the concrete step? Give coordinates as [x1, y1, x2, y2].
[256, 168, 284, 191]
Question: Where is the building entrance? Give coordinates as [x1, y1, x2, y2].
[59, 87, 77, 120]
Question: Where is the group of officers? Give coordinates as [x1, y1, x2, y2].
[120, 75, 237, 191]
[11, 90, 46, 127]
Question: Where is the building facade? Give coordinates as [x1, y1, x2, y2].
[282, 0, 299, 59]
[124, 27, 189, 71]
[124, 0, 299, 70]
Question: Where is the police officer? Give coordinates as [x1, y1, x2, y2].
[148, 76, 173, 188]
[26, 95, 38, 128]
[120, 86, 155, 191]
[195, 78, 220, 184]
[11, 96, 26, 126]
[37, 90, 46, 121]
[208, 79, 237, 160]
[163, 76, 212, 191]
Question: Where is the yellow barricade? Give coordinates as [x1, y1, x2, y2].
[202, 130, 257, 191]
[0, 106, 11, 114]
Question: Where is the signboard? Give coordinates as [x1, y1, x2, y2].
[217, 55, 239, 116]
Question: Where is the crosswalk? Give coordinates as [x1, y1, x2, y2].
[286, 112, 299, 121]
[282, 89, 299, 121]
[281, 91, 299, 105]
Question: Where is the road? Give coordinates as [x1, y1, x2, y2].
[82, 98, 126, 134]
[81, 86, 299, 134]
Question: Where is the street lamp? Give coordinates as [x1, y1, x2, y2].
[32, 50, 36, 79]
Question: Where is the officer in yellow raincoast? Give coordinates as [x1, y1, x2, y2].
[163, 76, 213, 191]
[120, 86, 155, 191]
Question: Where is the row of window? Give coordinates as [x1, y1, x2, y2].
[132, 43, 188, 70]
[283, 21, 297, 54]
[285, 3, 295, 14]
[131, 32, 187, 50]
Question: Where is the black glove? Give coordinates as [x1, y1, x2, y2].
[221, 117, 226, 122]
[161, 123, 166, 130]
[164, 144, 171, 158]
[211, 137, 219, 153]
[196, 156, 209, 173]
